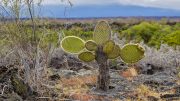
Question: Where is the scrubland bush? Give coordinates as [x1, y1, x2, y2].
[120, 21, 180, 49]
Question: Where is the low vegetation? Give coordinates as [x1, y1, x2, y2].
[0, 17, 180, 100]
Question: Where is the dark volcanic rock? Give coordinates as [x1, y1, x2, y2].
[11, 73, 33, 99]
[140, 63, 164, 75]
[50, 54, 95, 71]
[109, 60, 128, 70]
[147, 96, 159, 101]
[174, 85, 180, 94]
[160, 93, 180, 100]
[49, 74, 61, 81]
[49, 57, 65, 69]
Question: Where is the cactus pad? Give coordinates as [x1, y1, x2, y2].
[120, 44, 145, 63]
[78, 51, 95, 62]
[103, 40, 115, 54]
[85, 40, 97, 51]
[107, 45, 120, 59]
[61, 36, 85, 54]
[93, 21, 111, 45]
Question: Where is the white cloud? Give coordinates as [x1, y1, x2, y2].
[39, 0, 180, 10]
[118, 0, 180, 10]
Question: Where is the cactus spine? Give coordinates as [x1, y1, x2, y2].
[60, 20, 145, 91]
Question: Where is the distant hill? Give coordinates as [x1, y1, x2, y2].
[34, 4, 180, 18]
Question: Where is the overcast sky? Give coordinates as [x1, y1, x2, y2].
[1, 0, 179, 17]
[40, 0, 180, 10]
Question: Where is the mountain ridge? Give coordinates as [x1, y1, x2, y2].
[36, 4, 180, 18]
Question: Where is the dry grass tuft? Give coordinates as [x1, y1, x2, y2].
[60, 75, 97, 87]
[136, 84, 160, 98]
[120, 67, 138, 80]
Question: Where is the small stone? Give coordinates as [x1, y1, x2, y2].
[59, 70, 77, 78]
[77, 69, 93, 76]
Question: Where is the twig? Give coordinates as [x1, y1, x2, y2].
[0, 84, 7, 95]
[26, 0, 36, 44]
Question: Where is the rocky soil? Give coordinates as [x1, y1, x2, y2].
[0, 49, 180, 101]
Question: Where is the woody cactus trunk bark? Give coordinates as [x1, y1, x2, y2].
[95, 46, 110, 91]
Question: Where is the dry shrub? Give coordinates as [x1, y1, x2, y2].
[0, 21, 63, 99]
[138, 43, 180, 69]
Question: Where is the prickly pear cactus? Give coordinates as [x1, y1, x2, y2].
[78, 51, 95, 62]
[103, 40, 115, 54]
[120, 44, 145, 63]
[85, 40, 97, 51]
[93, 21, 111, 45]
[61, 36, 85, 54]
[107, 44, 121, 59]
[60, 20, 145, 91]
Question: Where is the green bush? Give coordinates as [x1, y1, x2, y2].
[64, 30, 93, 40]
[120, 21, 179, 48]
[163, 30, 180, 46]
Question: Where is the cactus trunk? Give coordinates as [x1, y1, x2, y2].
[95, 46, 110, 91]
